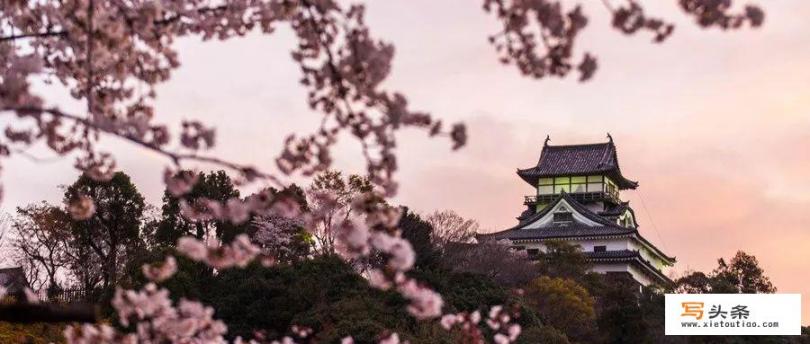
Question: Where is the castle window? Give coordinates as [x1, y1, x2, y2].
[587, 175, 604, 192]
[594, 245, 607, 252]
[527, 248, 540, 256]
[539, 175, 605, 194]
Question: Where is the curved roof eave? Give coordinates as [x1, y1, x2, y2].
[632, 232, 676, 264]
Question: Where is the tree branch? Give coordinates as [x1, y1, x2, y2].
[1, 106, 284, 186]
[0, 30, 66, 42]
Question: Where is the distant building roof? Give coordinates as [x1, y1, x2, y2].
[516, 138, 638, 189]
[0, 267, 29, 295]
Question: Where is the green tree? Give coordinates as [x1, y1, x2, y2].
[63, 172, 146, 295]
[156, 170, 244, 245]
[398, 207, 441, 270]
[197, 256, 453, 343]
[516, 326, 570, 344]
[711, 251, 775, 293]
[524, 276, 597, 343]
[535, 241, 590, 281]
[594, 274, 649, 344]
[676, 251, 775, 294]
[411, 269, 518, 314]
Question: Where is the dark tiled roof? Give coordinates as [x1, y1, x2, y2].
[517, 139, 638, 189]
[483, 224, 635, 241]
[585, 249, 639, 259]
[585, 250, 674, 285]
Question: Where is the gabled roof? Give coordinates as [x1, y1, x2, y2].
[517, 137, 638, 189]
[511, 192, 617, 229]
[481, 192, 675, 263]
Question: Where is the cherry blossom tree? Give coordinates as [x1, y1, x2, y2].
[0, 0, 764, 343]
[252, 214, 309, 263]
[306, 169, 378, 255]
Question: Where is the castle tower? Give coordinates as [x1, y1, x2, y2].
[485, 136, 675, 286]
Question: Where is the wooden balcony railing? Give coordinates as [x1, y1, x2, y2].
[525, 190, 620, 205]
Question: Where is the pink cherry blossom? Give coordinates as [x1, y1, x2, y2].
[176, 235, 260, 269]
[176, 237, 208, 262]
[378, 333, 401, 344]
[397, 279, 443, 320]
[67, 195, 96, 220]
[142, 256, 178, 283]
[164, 169, 199, 197]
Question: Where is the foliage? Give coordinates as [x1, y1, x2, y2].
[252, 183, 312, 264]
[410, 269, 510, 315]
[534, 241, 589, 279]
[711, 251, 776, 293]
[11, 202, 72, 294]
[676, 251, 776, 294]
[443, 240, 535, 287]
[197, 255, 449, 342]
[306, 170, 377, 255]
[63, 172, 147, 298]
[0, 321, 65, 344]
[515, 325, 570, 344]
[156, 170, 244, 245]
[398, 207, 442, 270]
[524, 276, 596, 343]
[593, 274, 649, 343]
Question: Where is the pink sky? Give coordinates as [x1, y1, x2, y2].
[2, 1, 809, 324]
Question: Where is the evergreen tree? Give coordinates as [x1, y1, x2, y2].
[156, 170, 244, 245]
[63, 172, 146, 296]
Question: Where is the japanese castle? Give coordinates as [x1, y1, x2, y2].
[485, 136, 675, 287]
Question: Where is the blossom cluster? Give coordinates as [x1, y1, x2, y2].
[141, 256, 178, 283]
[65, 283, 228, 344]
[439, 305, 522, 344]
[176, 234, 261, 269]
[482, 0, 762, 81]
[0, 0, 466, 207]
[307, 190, 445, 320]
[252, 214, 305, 261]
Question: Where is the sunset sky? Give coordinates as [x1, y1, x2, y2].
[2, 1, 809, 324]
